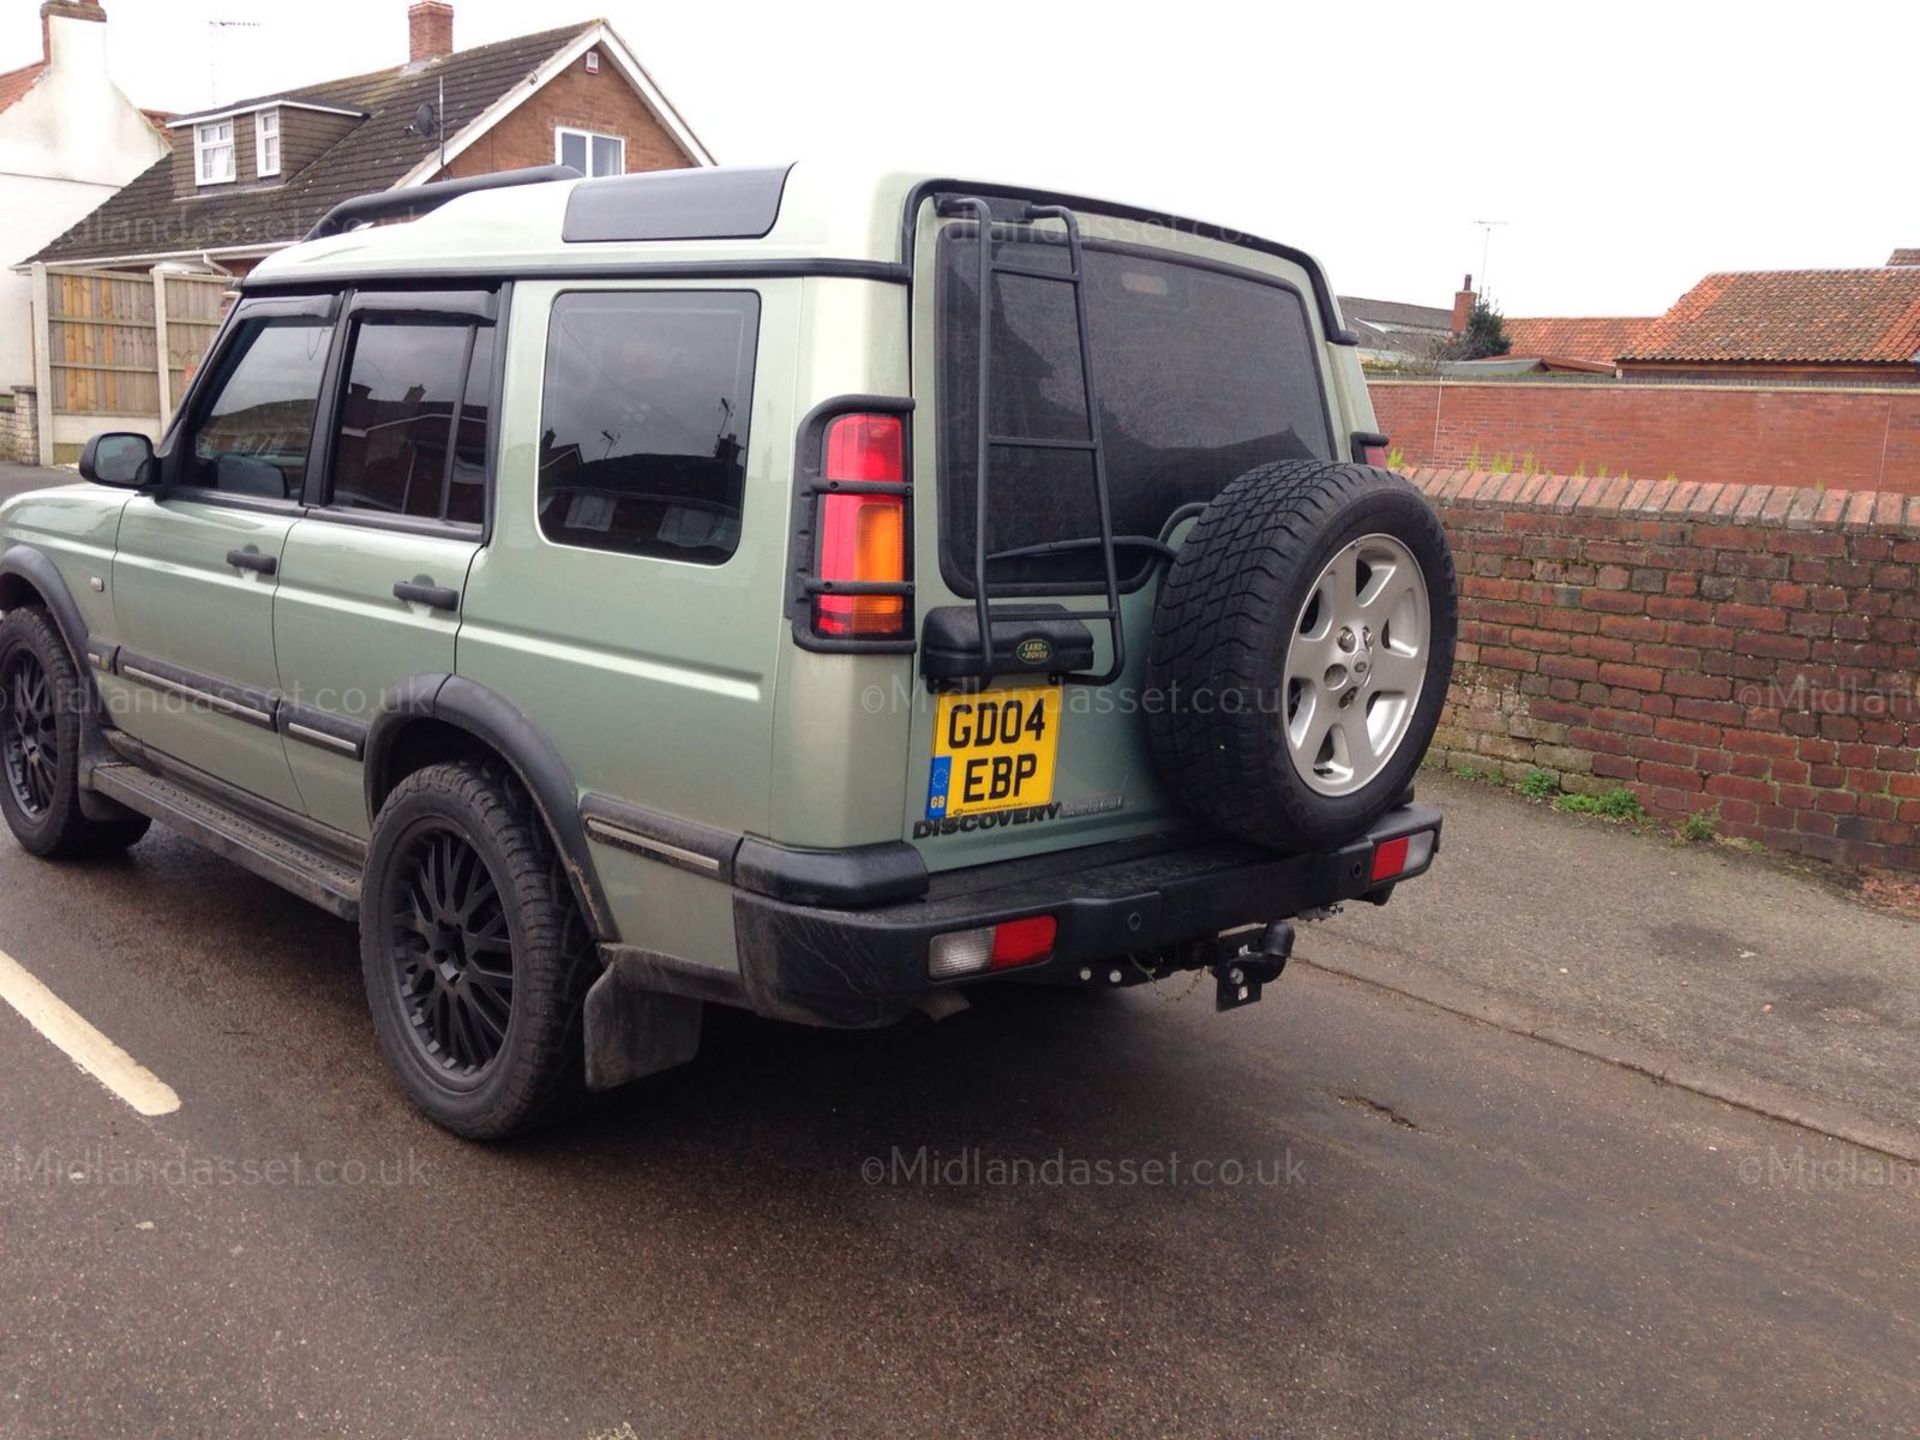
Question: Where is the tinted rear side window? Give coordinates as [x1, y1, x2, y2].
[537, 291, 758, 564]
[939, 231, 1333, 590]
[329, 319, 492, 523]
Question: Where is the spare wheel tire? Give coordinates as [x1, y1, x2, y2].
[1145, 459, 1457, 850]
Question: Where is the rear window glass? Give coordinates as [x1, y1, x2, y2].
[537, 291, 758, 565]
[939, 230, 1333, 590]
[329, 318, 492, 523]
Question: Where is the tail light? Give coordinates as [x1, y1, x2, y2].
[927, 914, 1058, 979]
[812, 412, 910, 639]
[1352, 431, 1391, 467]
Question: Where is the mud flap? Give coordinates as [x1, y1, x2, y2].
[582, 954, 704, 1092]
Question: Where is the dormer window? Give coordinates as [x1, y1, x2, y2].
[195, 120, 235, 185]
[256, 109, 281, 178]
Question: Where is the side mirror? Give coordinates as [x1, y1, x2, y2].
[78, 432, 156, 489]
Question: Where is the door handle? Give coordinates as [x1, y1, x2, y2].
[226, 548, 277, 576]
[394, 581, 459, 612]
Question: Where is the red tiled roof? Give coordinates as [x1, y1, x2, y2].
[1891, 249, 1920, 267]
[0, 58, 48, 113]
[1505, 316, 1653, 365]
[1622, 269, 1920, 365]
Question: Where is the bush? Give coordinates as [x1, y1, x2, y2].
[1443, 298, 1512, 360]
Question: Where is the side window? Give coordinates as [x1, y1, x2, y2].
[186, 317, 332, 499]
[328, 318, 493, 525]
[537, 291, 758, 564]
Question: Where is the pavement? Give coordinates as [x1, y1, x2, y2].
[0, 463, 73, 503]
[0, 776, 1915, 1436]
[1310, 773, 1920, 1159]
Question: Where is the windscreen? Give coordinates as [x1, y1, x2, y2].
[939, 229, 1334, 590]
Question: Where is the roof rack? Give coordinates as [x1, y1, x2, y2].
[303, 164, 581, 242]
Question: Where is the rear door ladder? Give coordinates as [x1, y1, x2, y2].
[940, 196, 1126, 685]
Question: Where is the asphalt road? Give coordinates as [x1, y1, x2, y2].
[2, 825, 1915, 1438]
[0, 464, 71, 503]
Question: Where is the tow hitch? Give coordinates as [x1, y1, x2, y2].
[1211, 920, 1294, 1012]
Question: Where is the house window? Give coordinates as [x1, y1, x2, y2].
[195, 120, 235, 185]
[256, 109, 281, 178]
[556, 127, 624, 178]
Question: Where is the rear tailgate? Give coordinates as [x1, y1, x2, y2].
[902, 193, 1344, 870]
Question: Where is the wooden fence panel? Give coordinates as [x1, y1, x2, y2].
[50, 270, 156, 417]
[45, 267, 232, 423]
[164, 275, 230, 417]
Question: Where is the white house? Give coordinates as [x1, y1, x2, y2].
[0, 1, 168, 393]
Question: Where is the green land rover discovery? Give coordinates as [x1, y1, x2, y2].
[0, 163, 1454, 1138]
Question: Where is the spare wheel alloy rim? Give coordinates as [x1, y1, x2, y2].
[1282, 532, 1430, 797]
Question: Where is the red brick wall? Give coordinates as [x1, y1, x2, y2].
[1373, 381, 1920, 495]
[1414, 468, 1920, 872]
[446, 52, 694, 178]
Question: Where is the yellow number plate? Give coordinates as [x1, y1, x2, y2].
[926, 686, 1063, 819]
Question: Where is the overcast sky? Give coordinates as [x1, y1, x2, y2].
[9, 0, 1916, 316]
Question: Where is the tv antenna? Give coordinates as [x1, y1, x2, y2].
[207, 19, 261, 107]
[1472, 219, 1508, 298]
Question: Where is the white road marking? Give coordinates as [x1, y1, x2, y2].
[0, 947, 180, 1116]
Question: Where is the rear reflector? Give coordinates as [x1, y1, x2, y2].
[1370, 829, 1436, 882]
[989, 915, 1057, 969]
[928, 914, 1058, 979]
[813, 412, 909, 638]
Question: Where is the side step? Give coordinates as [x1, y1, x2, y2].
[89, 762, 363, 921]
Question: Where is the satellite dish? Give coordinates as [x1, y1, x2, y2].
[413, 102, 439, 138]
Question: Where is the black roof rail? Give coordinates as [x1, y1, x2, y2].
[303, 164, 582, 243]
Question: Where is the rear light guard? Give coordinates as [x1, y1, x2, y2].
[787, 395, 916, 654]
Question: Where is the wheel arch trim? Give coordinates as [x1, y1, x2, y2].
[363, 674, 619, 942]
[0, 545, 93, 674]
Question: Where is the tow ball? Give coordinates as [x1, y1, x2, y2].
[1210, 920, 1295, 1012]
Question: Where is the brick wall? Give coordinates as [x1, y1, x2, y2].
[447, 52, 693, 178]
[0, 388, 37, 464]
[1373, 380, 1920, 495]
[1413, 468, 1920, 872]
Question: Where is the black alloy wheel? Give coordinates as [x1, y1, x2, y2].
[1, 648, 56, 818]
[386, 822, 517, 1081]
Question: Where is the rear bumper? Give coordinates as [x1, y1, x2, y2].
[727, 804, 1441, 1027]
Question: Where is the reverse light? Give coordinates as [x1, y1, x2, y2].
[813, 413, 909, 638]
[1370, 829, 1436, 883]
[927, 914, 1059, 979]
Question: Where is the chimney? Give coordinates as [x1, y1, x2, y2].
[408, 1, 454, 64]
[1451, 273, 1476, 335]
[41, 1, 108, 73]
